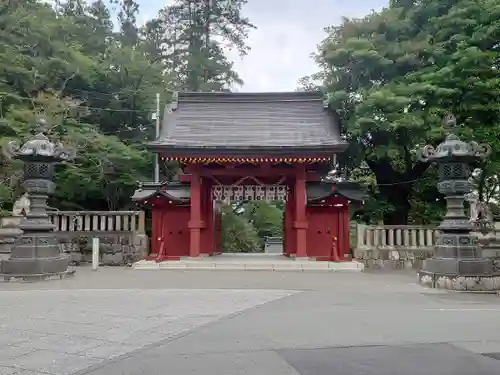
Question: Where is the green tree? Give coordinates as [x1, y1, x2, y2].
[242, 201, 283, 248]
[0, 0, 256, 216]
[158, 0, 255, 91]
[0, 0, 157, 211]
[303, 0, 500, 224]
[221, 205, 261, 253]
[405, 0, 500, 204]
[118, 0, 139, 47]
[1, 91, 149, 211]
[307, 9, 438, 224]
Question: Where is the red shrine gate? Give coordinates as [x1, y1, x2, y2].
[132, 91, 365, 262]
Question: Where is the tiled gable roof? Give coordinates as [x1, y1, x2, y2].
[148, 91, 347, 155]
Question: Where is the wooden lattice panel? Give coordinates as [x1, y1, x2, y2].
[212, 185, 288, 202]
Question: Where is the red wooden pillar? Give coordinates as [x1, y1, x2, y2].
[200, 180, 213, 255]
[152, 209, 159, 256]
[149, 208, 162, 258]
[284, 186, 295, 257]
[283, 202, 288, 256]
[188, 169, 203, 258]
[341, 204, 351, 260]
[214, 208, 222, 256]
[294, 166, 308, 258]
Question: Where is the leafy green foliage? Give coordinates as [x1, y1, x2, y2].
[242, 201, 283, 248]
[158, 0, 255, 91]
[221, 205, 261, 253]
[0, 0, 254, 219]
[303, 0, 500, 224]
[0, 0, 263, 253]
[220, 201, 284, 253]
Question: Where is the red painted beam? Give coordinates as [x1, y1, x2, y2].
[183, 165, 321, 180]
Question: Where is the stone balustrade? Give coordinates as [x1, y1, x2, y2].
[353, 222, 500, 269]
[3, 210, 499, 269]
[355, 223, 438, 251]
[49, 211, 145, 234]
[0, 211, 148, 266]
[353, 223, 439, 269]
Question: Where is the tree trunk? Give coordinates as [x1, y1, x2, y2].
[203, 0, 211, 84]
[367, 158, 429, 225]
[378, 185, 412, 224]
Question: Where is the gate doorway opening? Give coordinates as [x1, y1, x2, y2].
[212, 180, 287, 255]
[217, 200, 284, 254]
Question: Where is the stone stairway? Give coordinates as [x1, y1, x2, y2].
[133, 253, 365, 272]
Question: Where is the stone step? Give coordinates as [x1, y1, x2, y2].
[133, 259, 364, 272]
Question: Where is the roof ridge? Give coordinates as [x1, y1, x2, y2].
[177, 91, 324, 103]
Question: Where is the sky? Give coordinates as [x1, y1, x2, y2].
[138, 0, 387, 92]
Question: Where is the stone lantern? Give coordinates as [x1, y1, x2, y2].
[417, 114, 499, 290]
[1, 119, 75, 278]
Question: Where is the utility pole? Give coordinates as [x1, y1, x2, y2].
[154, 93, 160, 183]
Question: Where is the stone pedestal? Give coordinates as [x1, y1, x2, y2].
[479, 234, 500, 260]
[0, 227, 22, 261]
[2, 230, 69, 275]
[417, 226, 500, 291]
[2, 256, 69, 275]
[2, 188, 70, 276]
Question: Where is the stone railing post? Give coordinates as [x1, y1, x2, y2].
[355, 223, 367, 249]
[395, 228, 402, 246]
[387, 228, 394, 248]
[379, 227, 387, 247]
[418, 229, 425, 248]
[353, 223, 367, 259]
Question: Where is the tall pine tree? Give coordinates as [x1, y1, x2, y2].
[158, 0, 255, 91]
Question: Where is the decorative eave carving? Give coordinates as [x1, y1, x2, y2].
[132, 182, 191, 203]
[161, 156, 332, 164]
[306, 181, 367, 203]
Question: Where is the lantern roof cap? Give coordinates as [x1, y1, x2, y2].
[3, 119, 75, 162]
[421, 114, 490, 162]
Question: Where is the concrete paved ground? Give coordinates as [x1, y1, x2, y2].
[1, 267, 500, 374]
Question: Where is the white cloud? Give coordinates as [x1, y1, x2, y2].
[226, 22, 319, 92]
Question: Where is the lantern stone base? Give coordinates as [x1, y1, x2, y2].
[418, 258, 500, 291]
[1, 256, 69, 276]
[1, 235, 70, 276]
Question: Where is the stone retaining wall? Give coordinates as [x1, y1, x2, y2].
[353, 248, 435, 270]
[58, 233, 149, 266]
[353, 238, 500, 270]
